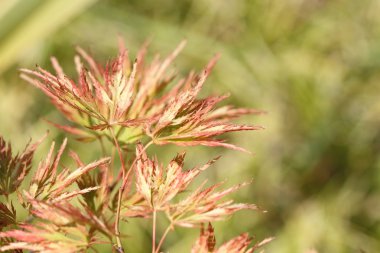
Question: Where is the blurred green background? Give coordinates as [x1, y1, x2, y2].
[1, 0, 380, 252]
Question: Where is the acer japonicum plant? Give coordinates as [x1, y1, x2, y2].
[0, 40, 273, 252]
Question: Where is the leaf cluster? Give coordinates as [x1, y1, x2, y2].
[0, 41, 269, 253]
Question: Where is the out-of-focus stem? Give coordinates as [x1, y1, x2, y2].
[152, 210, 157, 253]
[98, 136, 106, 156]
[155, 224, 172, 253]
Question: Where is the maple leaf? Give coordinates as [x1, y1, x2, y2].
[145, 56, 264, 152]
[0, 198, 114, 253]
[0, 223, 92, 253]
[19, 42, 186, 144]
[21, 41, 263, 152]
[191, 223, 274, 253]
[25, 139, 110, 204]
[0, 203, 16, 231]
[168, 181, 257, 227]
[134, 143, 218, 210]
[71, 150, 112, 215]
[29, 198, 114, 237]
[133, 143, 256, 228]
[0, 135, 44, 196]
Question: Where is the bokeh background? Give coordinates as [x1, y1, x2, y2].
[1, 0, 380, 252]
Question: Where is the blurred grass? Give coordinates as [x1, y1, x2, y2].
[1, 0, 380, 252]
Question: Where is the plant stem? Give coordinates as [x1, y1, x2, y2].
[109, 128, 153, 252]
[152, 210, 157, 253]
[109, 127, 126, 252]
[114, 140, 153, 252]
[155, 224, 172, 253]
[109, 128, 126, 174]
[110, 146, 116, 181]
[98, 136, 106, 156]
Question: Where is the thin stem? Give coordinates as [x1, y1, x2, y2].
[109, 127, 126, 252]
[110, 146, 116, 180]
[122, 140, 153, 186]
[98, 136, 106, 156]
[114, 190, 124, 252]
[109, 128, 126, 174]
[113, 140, 153, 238]
[155, 224, 172, 253]
[109, 130, 153, 253]
[152, 210, 157, 253]
[119, 140, 153, 196]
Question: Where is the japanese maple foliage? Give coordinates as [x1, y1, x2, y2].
[0, 40, 270, 253]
